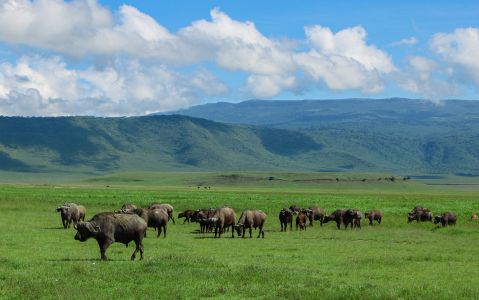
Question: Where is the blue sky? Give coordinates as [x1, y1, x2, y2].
[0, 0, 478, 115]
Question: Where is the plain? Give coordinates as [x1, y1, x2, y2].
[1, 172, 479, 299]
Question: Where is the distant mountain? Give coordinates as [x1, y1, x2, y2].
[1, 99, 479, 175]
[0, 115, 324, 173]
[169, 98, 479, 132]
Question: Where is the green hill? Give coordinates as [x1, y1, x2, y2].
[1, 98, 479, 175]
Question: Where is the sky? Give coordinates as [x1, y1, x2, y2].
[0, 0, 479, 116]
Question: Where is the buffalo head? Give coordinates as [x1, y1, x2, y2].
[74, 222, 99, 242]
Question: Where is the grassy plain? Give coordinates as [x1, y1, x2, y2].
[1, 172, 479, 299]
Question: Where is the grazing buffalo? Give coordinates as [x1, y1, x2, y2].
[213, 207, 236, 238]
[279, 208, 293, 231]
[178, 210, 195, 224]
[471, 214, 479, 221]
[149, 203, 175, 224]
[296, 211, 308, 231]
[74, 213, 147, 261]
[408, 206, 433, 223]
[364, 209, 382, 225]
[434, 212, 457, 227]
[120, 203, 137, 213]
[235, 210, 267, 238]
[306, 207, 326, 226]
[323, 209, 356, 229]
[127, 208, 168, 238]
[56, 203, 86, 229]
[289, 205, 301, 215]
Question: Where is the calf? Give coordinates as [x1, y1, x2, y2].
[56, 203, 86, 229]
[296, 211, 308, 231]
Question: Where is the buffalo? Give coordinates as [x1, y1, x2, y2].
[408, 206, 433, 223]
[364, 209, 382, 225]
[178, 210, 195, 224]
[434, 212, 457, 227]
[213, 207, 236, 238]
[149, 203, 175, 224]
[56, 203, 86, 229]
[235, 210, 267, 238]
[323, 209, 356, 229]
[194, 209, 215, 233]
[296, 211, 308, 231]
[352, 209, 362, 229]
[289, 205, 301, 215]
[305, 207, 325, 226]
[127, 208, 168, 238]
[74, 213, 147, 261]
[120, 203, 137, 213]
[279, 208, 293, 231]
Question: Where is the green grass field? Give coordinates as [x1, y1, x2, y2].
[1, 172, 479, 299]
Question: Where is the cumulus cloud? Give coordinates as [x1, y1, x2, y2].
[430, 27, 479, 87]
[6, 0, 460, 114]
[395, 56, 459, 101]
[0, 56, 228, 116]
[294, 25, 395, 93]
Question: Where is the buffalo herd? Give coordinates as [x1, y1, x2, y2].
[56, 202, 471, 260]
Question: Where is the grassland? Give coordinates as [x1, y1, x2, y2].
[1, 172, 479, 299]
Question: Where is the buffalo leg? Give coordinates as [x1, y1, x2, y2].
[131, 239, 143, 261]
[98, 239, 112, 261]
[257, 226, 263, 238]
[62, 218, 67, 229]
[249, 227, 253, 238]
[163, 225, 167, 238]
[336, 221, 341, 230]
[157, 226, 161, 238]
[170, 214, 176, 225]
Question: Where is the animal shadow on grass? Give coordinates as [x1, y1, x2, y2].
[47, 258, 129, 262]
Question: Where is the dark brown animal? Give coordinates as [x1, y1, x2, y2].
[364, 209, 382, 225]
[74, 213, 147, 261]
[213, 207, 236, 238]
[306, 207, 326, 226]
[323, 209, 356, 229]
[194, 209, 215, 232]
[296, 211, 307, 231]
[235, 210, 267, 238]
[352, 209, 362, 229]
[289, 205, 301, 214]
[56, 203, 86, 229]
[408, 207, 433, 223]
[434, 212, 457, 227]
[279, 208, 293, 231]
[149, 203, 175, 224]
[178, 210, 195, 224]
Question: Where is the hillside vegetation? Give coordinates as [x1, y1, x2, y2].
[1, 99, 479, 175]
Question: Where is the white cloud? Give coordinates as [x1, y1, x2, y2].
[430, 27, 479, 87]
[0, 56, 228, 116]
[395, 56, 459, 101]
[294, 25, 395, 93]
[391, 37, 417, 46]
